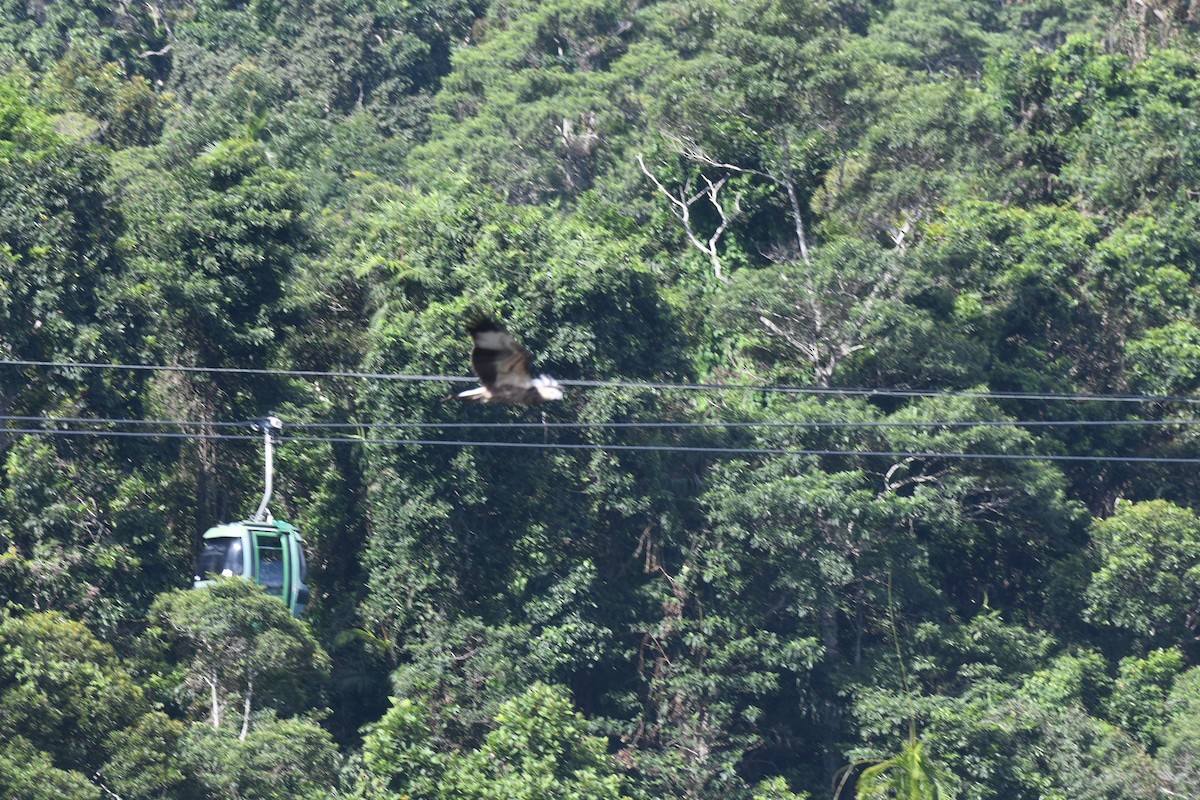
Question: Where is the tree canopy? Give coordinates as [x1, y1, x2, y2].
[4, 1, 1200, 798]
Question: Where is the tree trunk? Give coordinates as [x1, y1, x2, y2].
[210, 673, 221, 730]
[240, 674, 253, 740]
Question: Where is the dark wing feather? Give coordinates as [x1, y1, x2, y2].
[467, 319, 534, 389]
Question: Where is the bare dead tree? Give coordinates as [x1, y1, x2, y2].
[775, 137, 812, 265]
[559, 113, 599, 159]
[143, 0, 176, 42]
[638, 153, 742, 283]
[137, 44, 172, 59]
[884, 216, 913, 251]
[756, 255, 903, 388]
[881, 457, 945, 497]
[666, 133, 813, 264]
[558, 113, 600, 194]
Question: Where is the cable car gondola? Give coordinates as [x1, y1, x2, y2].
[192, 416, 310, 616]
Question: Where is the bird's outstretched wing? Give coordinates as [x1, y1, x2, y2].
[468, 318, 534, 390]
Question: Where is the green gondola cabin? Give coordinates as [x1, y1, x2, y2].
[191, 416, 310, 617]
[193, 519, 310, 616]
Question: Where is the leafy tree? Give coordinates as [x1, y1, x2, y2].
[0, 435, 188, 628]
[812, 76, 1006, 247]
[0, 78, 188, 626]
[864, 0, 1003, 76]
[115, 135, 307, 528]
[97, 711, 190, 800]
[1158, 666, 1200, 796]
[0, 78, 140, 421]
[1084, 500, 1200, 655]
[177, 712, 341, 800]
[1063, 48, 1200, 216]
[361, 682, 627, 800]
[149, 578, 331, 736]
[630, 0, 889, 283]
[354, 187, 685, 649]
[42, 49, 174, 148]
[118, 136, 304, 377]
[711, 237, 932, 387]
[0, 735, 99, 800]
[1102, 648, 1185, 746]
[903, 201, 1109, 389]
[985, 35, 1126, 195]
[0, 0, 169, 78]
[0, 611, 147, 783]
[851, 617, 1157, 799]
[408, 0, 640, 202]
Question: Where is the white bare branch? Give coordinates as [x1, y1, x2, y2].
[663, 132, 764, 177]
[665, 132, 812, 263]
[638, 153, 736, 283]
[758, 314, 817, 362]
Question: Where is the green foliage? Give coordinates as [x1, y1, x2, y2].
[1158, 667, 1200, 796]
[914, 201, 1107, 389]
[0, 611, 147, 783]
[711, 237, 932, 386]
[0, 735, 99, 800]
[115, 134, 309, 524]
[752, 776, 810, 800]
[178, 713, 342, 800]
[1084, 500, 1200, 653]
[1102, 648, 1185, 746]
[97, 711, 190, 800]
[0, 434, 188, 627]
[123, 136, 304, 364]
[0, 77, 185, 629]
[353, 186, 685, 655]
[0, 77, 137, 404]
[42, 49, 174, 148]
[9, 1, 1200, 798]
[854, 735, 944, 800]
[362, 683, 627, 800]
[851, 618, 1158, 800]
[1126, 321, 1200, 395]
[149, 577, 331, 731]
[0, 0, 168, 77]
[409, 0, 640, 201]
[1064, 47, 1200, 215]
[865, 0, 1002, 76]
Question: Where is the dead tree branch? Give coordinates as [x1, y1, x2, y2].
[638, 153, 740, 283]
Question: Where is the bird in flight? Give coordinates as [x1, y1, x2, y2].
[453, 317, 563, 404]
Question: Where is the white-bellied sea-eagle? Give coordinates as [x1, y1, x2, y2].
[453, 318, 563, 404]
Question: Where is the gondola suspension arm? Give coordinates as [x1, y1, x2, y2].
[250, 415, 283, 523]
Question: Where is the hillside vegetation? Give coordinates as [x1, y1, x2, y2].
[4, 1, 1200, 797]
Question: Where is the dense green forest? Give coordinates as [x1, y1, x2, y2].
[5, 0, 1200, 796]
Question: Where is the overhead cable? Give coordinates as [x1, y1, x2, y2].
[3, 358, 1199, 405]
[0, 358, 473, 384]
[285, 418, 1200, 430]
[0, 427, 258, 441]
[0, 414, 248, 428]
[5, 413, 1200, 431]
[5, 425, 1200, 464]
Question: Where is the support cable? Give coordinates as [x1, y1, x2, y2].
[5, 425, 1200, 464]
[4, 358, 1199, 405]
[5, 414, 1200, 432]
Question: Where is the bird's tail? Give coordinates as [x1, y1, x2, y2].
[533, 376, 563, 401]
